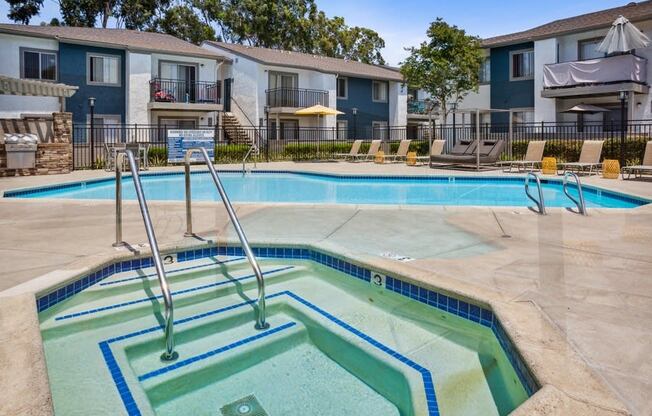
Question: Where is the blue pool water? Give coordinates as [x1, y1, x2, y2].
[4, 171, 648, 208]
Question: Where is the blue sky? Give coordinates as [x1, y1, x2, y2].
[0, 0, 626, 65]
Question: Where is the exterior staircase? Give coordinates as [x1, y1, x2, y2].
[222, 112, 253, 145]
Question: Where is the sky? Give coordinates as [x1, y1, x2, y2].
[0, 0, 628, 65]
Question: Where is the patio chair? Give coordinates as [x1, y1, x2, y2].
[415, 140, 446, 165]
[558, 140, 604, 175]
[334, 140, 363, 160]
[622, 141, 652, 179]
[498, 140, 546, 172]
[430, 139, 505, 166]
[385, 139, 412, 162]
[350, 140, 382, 162]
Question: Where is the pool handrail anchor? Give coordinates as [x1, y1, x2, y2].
[113, 150, 178, 361]
[524, 172, 547, 215]
[184, 148, 269, 330]
[563, 172, 588, 215]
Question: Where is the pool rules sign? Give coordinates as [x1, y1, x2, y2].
[167, 129, 215, 163]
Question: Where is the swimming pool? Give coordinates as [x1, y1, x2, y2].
[5, 171, 648, 208]
[38, 246, 535, 415]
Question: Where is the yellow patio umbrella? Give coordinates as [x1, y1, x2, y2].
[294, 104, 345, 155]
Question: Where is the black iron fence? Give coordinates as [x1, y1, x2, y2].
[71, 120, 652, 169]
[149, 78, 221, 104]
[265, 87, 329, 108]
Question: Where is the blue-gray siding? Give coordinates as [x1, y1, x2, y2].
[337, 77, 389, 136]
[489, 42, 534, 124]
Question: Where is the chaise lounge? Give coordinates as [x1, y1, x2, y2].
[558, 140, 604, 175]
[430, 139, 506, 166]
[622, 140, 652, 179]
[498, 140, 546, 172]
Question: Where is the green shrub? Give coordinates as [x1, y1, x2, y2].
[215, 144, 252, 163]
[508, 137, 649, 163]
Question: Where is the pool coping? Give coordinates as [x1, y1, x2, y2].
[2, 169, 650, 209]
[0, 237, 630, 416]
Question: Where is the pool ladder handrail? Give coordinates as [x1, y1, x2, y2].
[563, 172, 588, 216]
[113, 150, 178, 361]
[524, 172, 547, 215]
[184, 147, 269, 330]
[242, 143, 258, 175]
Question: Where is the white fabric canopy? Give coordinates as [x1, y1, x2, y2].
[543, 54, 646, 88]
[597, 15, 650, 54]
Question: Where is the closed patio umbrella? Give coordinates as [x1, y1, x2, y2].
[597, 15, 650, 54]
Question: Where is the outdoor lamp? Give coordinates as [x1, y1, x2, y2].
[88, 97, 96, 108]
[352, 107, 357, 116]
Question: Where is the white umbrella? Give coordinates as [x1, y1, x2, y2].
[597, 15, 650, 54]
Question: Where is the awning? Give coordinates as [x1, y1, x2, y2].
[0, 75, 77, 98]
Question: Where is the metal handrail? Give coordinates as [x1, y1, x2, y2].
[242, 144, 258, 174]
[525, 172, 547, 215]
[563, 172, 587, 215]
[184, 147, 269, 330]
[113, 150, 178, 361]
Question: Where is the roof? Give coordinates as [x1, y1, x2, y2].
[204, 41, 403, 82]
[0, 24, 226, 60]
[483, 1, 652, 47]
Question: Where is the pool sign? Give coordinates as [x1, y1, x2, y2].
[167, 129, 215, 163]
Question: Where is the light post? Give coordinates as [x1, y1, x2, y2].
[450, 101, 458, 144]
[618, 90, 627, 167]
[88, 97, 96, 167]
[425, 99, 439, 169]
[264, 105, 270, 162]
[352, 107, 358, 139]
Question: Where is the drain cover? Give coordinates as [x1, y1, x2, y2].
[220, 395, 268, 416]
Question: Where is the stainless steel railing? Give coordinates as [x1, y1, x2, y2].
[242, 144, 258, 175]
[184, 147, 269, 330]
[525, 172, 547, 215]
[563, 172, 587, 215]
[113, 150, 178, 361]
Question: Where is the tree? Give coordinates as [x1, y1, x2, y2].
[156, 5, 215, 45]
[5, 0, 43, 24]
[313, 15, 386, 65]
[400, 18, 483, 120]
[116, 0, 170, 30]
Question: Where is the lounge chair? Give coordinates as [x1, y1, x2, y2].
[350, 139, 382, 162]
[558, 140, 603, 175]
[622, 141, 652, 179]
[498, 140, 546, 172]
[335, 140, 362, 160]
[385, 139, 412, 162]
[414, 140, 446, 165]
[430, 139, 505, 165]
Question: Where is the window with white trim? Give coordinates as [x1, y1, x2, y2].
[479, 57, 491, 83]
[87, 54, 120, 86]
[337, 77, 348, 99]
[337, 120, 348, 139]
[21, 49, 57, 81]
[372, 80, 388, 102]
[510, 49, 534, 80]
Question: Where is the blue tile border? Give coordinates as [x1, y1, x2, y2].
[98, 291, 440, 415]
[4, 170, 649, 206]
[39, 243, 538, 400]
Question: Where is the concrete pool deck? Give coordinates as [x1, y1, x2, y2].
[0, 162, 651, 415]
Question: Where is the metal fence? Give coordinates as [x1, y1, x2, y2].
[71, 120, 652, 169]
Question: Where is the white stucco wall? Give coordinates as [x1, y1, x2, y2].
[534, 37, 558, 122]
[0, 33, 60, 118]
[125, 51, 151, 124]
[389, 81, 407, 127]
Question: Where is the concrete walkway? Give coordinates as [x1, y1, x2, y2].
[1, 162, 651, 415]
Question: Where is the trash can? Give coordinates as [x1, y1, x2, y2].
[3, 134, 39, 169]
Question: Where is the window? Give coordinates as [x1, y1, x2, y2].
[337, 120, 348, 139]
[21, 48, 57, 81]
[159, 118, 197, 129]
[87, 54, 120, 86]
[337, 77, 348, 99]
[512, 110, 534, 124]
[372, 80, 388, 102]
[510, 49, 534, 80]
[84, 114, 122, 144]
[479, 57, 491, 83]
[372, 120, 388, 139]
[578, 38, 606, 60]
[269, 71, 298, 89]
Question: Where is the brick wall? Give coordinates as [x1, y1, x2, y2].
[0, 112, 73, 177]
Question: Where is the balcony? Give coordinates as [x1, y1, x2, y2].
[266, 87, 329, 109]
[542, 54, 649, 98]
[407, 99, 428, 115]
[148, 78, 221, 111]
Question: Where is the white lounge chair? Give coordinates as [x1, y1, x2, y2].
[335, 140, 362, 160]
[499, 140, 546, 172]
[385, 139, 412, 162]
[558, 140, 604, 175]
[622, 141, 652, 179]
[350, 140, 382, 162]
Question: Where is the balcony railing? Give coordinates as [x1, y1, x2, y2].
[543, 54, 647, 89]
[149, 78, 221, 104]
[266, 87, 329, 108]
[407, 99, 428, 115]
